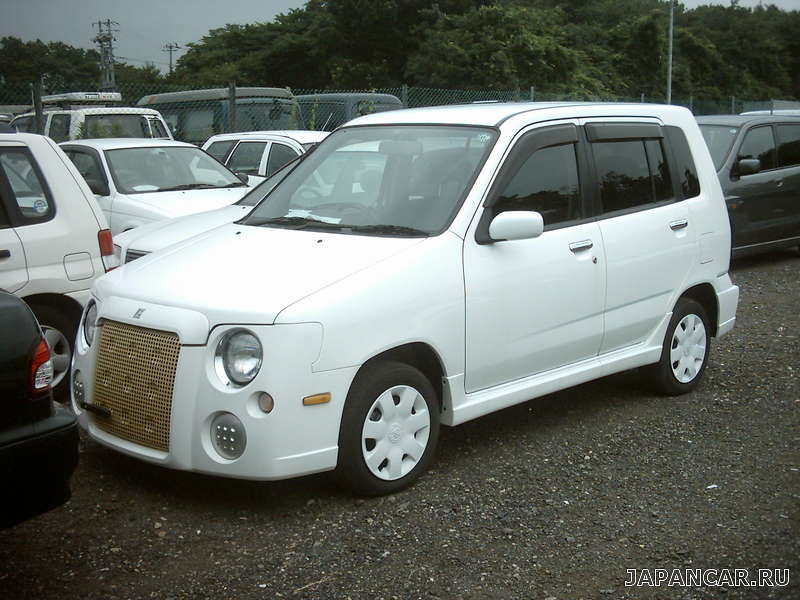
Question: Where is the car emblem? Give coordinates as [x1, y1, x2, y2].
[132, 308, 146, 319]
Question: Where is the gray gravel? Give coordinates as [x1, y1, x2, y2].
[1, 249, 798, 600]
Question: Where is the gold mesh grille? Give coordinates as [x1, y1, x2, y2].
[92, 320, 180, 451]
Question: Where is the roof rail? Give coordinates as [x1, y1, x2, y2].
[42, 92, 123, 105]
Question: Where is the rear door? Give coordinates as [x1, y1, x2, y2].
[583, 120, 695, 353]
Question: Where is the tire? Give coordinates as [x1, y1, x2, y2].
[29, 302, 80, 403]
[336, 361, 440, 496]
[647, 298, 711, 396]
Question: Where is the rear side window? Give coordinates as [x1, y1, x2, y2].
[49, 114, 72, 142]
[266, 143, 300, 177]
[776, 124, 800, 168]
[592, 139, 674, 214]
[737, 126, 776, 170]
[664, 126, 701, 199]
[206, 140, 236, 162]
[494, 143, 582, 227]
[227, 142, 267, 175]
[0, 149, 54, 224]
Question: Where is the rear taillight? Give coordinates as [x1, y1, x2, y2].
[30, 338, 54, 393]
[98, 228, 117, 271]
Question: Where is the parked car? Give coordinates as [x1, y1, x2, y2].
[137, 87, 298, 145]
[71, 102, 738, 495]
[297, 93, 403, 131]
[697, 114, 800, 256]
[0, 290, 79, 529]
[11, 92, 172, 142]
[113, 159, 298, 264]
[61, 139, 252, 235]
[0, 132, 114, 401]
[203, 130, 328, 181]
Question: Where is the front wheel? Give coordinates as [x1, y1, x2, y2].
[336, 361, 440, 496]
[647, 298, 711, 396]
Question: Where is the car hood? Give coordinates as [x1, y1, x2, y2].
[123, 186, 251, 218]
[98, 224, 427, 326]
[115, 204, 253, 254]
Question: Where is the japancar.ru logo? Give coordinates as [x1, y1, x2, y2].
[625, 568, 789, 588]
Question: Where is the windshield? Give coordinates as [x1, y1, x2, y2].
[82, 114, 156, 138]
[105, 146, 245, 194]
[699, 124, 740, 170]
[242, 125, 497, 236]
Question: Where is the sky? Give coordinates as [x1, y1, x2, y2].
[1, 0, 798, 72]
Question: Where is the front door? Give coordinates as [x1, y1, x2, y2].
[464, 124, 605, 393]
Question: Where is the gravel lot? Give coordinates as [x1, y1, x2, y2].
[1, 249, 798, 600]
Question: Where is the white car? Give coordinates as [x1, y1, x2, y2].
[60, 139, 252, 235]
[72, 102, 739, 495]
[0, 133, 114, 400]
[203, 130, 328, 180]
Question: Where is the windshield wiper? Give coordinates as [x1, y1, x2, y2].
[246, 216, 346, 230]
[348, 224, 430, 237]
[156, 183, 222, 192]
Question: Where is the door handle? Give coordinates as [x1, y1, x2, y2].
[569, 240, 593, 252]
[0, 249, 10, 259]
[669, 219, 689, 231]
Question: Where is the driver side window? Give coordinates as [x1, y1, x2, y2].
[494, 143, 582, 228]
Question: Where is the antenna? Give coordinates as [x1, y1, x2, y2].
[93, 19, 120, 91]
[162, 42, 181, 75]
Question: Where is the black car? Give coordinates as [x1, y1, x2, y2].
[0, 290, 79, 529]
[697, 115, 800, 256]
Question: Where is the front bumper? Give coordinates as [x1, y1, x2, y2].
[0, 406, 79, 529]
[72, 300, 358, 481]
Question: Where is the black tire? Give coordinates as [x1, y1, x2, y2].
[647, 298, 711, 396]
[29, 302, 80, 403]
[336, 361, 440, 496]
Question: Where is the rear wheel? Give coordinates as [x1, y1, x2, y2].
[647, 298, 711, 395]
[29, 303, 79, 403]
[336, 361, 440, 496]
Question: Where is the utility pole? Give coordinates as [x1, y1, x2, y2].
[162, 42, 181, 75]
[93, 19, 119, 91]
[666, 0, 674, 104]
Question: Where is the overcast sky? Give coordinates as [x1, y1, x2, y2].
[1, 0, 797, 72]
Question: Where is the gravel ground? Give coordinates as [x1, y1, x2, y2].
[1, 249, 798, 600]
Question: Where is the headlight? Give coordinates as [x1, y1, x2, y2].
[83, 300, 98, 346]
[215, 329, 262, 386]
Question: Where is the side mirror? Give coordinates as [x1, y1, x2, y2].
[488, 211, 544, 242]
[85, 177, 110, 196]
[737, 158, 761, 176]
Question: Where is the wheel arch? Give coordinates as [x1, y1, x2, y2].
[22, 292, 83, 321]
[680, 283, 718, 336]
[354, 342, 446, 411]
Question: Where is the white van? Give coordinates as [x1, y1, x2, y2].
[11, 92, 172, 142]
[71, 102, 738, 495]
[0, 133, 114, 401]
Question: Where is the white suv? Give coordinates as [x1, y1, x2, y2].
[11, 107, 172, 142]
[0, 133, 114, 400]
[72, 103, 739, 494]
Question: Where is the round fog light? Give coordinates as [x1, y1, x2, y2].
[210, 412, 247, 460]
[72, 370, 85, 405]
[257, 392, 274, 414]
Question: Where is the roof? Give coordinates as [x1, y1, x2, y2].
[137, 87, 292, 106]
[59, 138, 195, 151]
[345, 101, 693, 128]
[696, 114, 800, 126]
[296, 93, 403, 105]
[13, 107, 164, 118]
[204, 130, 329, 145]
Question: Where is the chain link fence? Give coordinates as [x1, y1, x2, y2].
[1, 81, 793, 143]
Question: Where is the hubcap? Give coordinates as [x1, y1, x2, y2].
[670, 314, 706, 383]
[42, 326, 71, 388]
[361, 385, 431, 481]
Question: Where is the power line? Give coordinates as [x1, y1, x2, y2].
[93, 19, 120, 91]
[162, 42, 181, 74]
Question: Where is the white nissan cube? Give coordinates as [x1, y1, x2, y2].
[72, 103, 739, 495]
